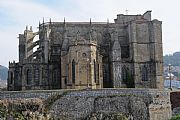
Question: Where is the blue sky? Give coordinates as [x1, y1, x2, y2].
[0, 0, 180, 67]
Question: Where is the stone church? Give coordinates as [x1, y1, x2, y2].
[8, 11, 163, 91]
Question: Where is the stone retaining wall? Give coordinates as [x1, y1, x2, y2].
[0, 89, 171, 120]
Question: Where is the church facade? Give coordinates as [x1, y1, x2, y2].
[8, 11, 163, 90]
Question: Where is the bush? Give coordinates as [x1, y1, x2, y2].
[170, 114, 180, 120]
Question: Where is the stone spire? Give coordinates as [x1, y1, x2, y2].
[42, 17, 45, 28]
[49, 18, 52, 24]
[30, 26, 32, 31]
[90, 18, 92, 26]
[107, 18, 109, 24]
[64, 17, 65, 23]
[26, 25, 28, 31]
[64, 17, 66, 30]
[106, 18, 110, 30]
[43, 17, 45, 24]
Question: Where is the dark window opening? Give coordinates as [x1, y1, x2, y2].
[64, 77, 67, 85]
[27, 69, 32, 85]
[72, 59, 75, 84]
[121, 46, 129, 58]
[142, 65, 148, 81]
[122, 65, 134, 88]
[10, 72, 13, 84]
[122, 66, 128, 83]
[102, 56, 112, 88]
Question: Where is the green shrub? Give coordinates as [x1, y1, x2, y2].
[170, 114, 180, 120]
[113, 113, 128, 120]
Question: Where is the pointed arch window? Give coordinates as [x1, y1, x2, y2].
[122, 66, 128, 83]
[27, 69, 32, 85]
[10, 72, 13, 84]
[72, 59, 75, 84]
[142, 65, 148, 81]
[34, 68, 40, 85]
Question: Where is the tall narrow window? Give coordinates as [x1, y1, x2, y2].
[10, 72, 13, 84]
[72, 59, 75, 84]
[64, 77, 67, 85]
[142, 65, 148, 81]
[53, 70, 57, 84]
[34, 69, 40, 85]
[27, 69, 32, 85]
[94, 60, 96, 83]
[122, 65, 128, 83]
[97, 64, 99, 84]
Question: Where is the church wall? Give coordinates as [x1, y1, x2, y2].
[8, 11, 163, 90]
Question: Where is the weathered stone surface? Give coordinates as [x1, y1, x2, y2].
[0, 89, 171, 120]
[49, 89, 170, 120]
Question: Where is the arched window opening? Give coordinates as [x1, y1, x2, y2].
[72, 59, 75, 84]
[10, 72, 13, 84]
[122, 66, 128, 83]
[27, 69, 32, 85]
[142, 65, 148, 81]
[122, 66, 134, 88]
[34, 69, 40, 85]
[53, 68, 60, 88]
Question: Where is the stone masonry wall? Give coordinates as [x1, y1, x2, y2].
[0, 89, 171, 120]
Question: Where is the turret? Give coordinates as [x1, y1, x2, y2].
[43, 25, 51, 63]
[18, 34, 25, 63]
[24, 25, 34, 60]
